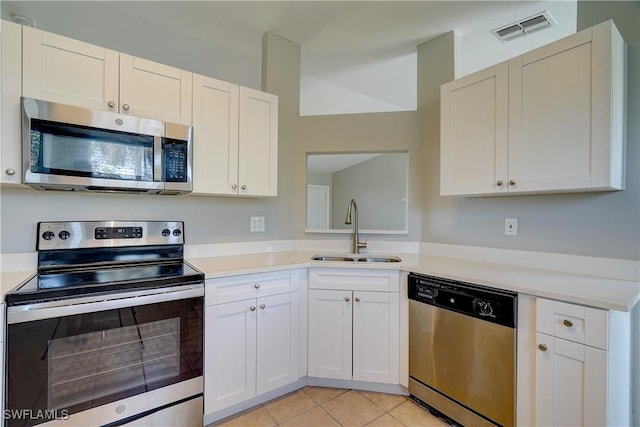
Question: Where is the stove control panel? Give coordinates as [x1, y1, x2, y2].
[37, 221, 185, 250]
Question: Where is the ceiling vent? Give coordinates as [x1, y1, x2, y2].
[491, 11, 555, 41]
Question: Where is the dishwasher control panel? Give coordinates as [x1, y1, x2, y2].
[408, 273, 517, 328]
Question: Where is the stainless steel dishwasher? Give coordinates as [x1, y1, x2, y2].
[408, 273, 517, 427]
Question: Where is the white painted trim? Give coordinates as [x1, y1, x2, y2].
[421, 242, 639, 282]
[304, 228, 409, 235]
[294, 239, 420, 254]
[184, 240, 294, 259]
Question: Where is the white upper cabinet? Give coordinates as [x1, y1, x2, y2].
[22, 27, 192, 124]
[441, 20, 625, 196]
[192, 76, 278, 197]
[192, 75, 239, 195]
[238, 87, 278, 197]
[440, 62, 509, 195]
[1, 20, 23, 185]
[119, 54, 192, 125]
[22, 26, 118, 111]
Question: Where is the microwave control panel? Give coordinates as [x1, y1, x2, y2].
[164, 139, 188, 182]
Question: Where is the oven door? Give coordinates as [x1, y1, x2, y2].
[5, 285, 203, 427]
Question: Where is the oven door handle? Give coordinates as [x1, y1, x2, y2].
[7, 283, 204, 324]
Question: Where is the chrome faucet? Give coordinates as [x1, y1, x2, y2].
[345, 198, 367, 254]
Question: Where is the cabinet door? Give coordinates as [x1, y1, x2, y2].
[22, 26, 119, 111]
[119, 54, 192, 124]
[192, 75, 239, 195]
[440, 62, 509, 195]
[1, 21, 22, 184]
[535, 333, 607, 427]
[308, 289, 352, 380]
[352, 291, 399, 384]
[238, 87, 278, 196]
[256, 292, 299, 394]
[204, 300, 256, 414]
[509, 21, 624, 192]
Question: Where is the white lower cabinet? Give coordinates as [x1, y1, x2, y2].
[308, 268, 400, 385]
[534, 297, 631, 426]
[204, 270, 304, 417]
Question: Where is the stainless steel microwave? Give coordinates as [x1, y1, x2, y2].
[22, 97, 193, 194]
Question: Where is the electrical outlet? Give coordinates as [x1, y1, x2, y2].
[505, 218, 518, 236]
[250, 216, 265, 233]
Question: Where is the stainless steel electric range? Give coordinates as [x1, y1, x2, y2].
[5, 221, 204, 427]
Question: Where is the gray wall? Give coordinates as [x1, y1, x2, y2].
[0, 31, 303, 255]
[331, 154, 407, 231]
[1, 2, 637, 259]
[419, 5, 640, 260]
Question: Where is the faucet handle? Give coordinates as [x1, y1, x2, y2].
[357, 237, 367, 249]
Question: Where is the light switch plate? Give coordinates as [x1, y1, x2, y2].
[250, 216, 265, 232]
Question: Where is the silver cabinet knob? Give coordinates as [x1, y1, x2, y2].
[355, 297, 360, 302]
[250, 306, 256, 312]
[107, 100, 116, 108]
[260, 304, 266, 310]
[254, 283, 260, 289]
[538, 344, 548, 352]
[563, 319, 573, 328]
[241, 185, 247, 190]
[122, 103, 130, 111]
[345, 297, 350, 302]
[496, 180, 504, 186]
[509, 179, 516, 186]
[5, 168, 15, 176]
[232, 184, 237, 190]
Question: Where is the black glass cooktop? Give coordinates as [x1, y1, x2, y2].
[6, 261, 203, 306]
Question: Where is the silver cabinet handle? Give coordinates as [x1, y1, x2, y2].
[122, 103, 130, 111]
[509, 179, 516, 186]
[355, 297, 360, 302]
[250, 306, 256, 312]
[563, 319, 573, 328]
[5, 168, 15, 176]
[538, 344, 548, 352]
[254, 283, 260, 289]
[345, 297, 350, 302]
[108, 101, 116, 108]
[241, 185, 247, 190]
[260, 304, 266, 309]
[232, 184, 237, 190]
[496, 180, 504, 186]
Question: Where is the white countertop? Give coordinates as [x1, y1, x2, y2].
[188, 251, 640, 312]
[3, 251, 639, 312]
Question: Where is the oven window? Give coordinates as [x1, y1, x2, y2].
[6, 297, 202, 427]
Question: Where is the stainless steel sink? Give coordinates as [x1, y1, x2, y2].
[310, 254, 401, 263]
[310, 255, 356, 262]
[356, 256, 402, 263]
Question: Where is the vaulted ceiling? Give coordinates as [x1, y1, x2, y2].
[1, 1, 576, 115]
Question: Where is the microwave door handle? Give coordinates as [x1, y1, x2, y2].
[154, 136, 163, 182]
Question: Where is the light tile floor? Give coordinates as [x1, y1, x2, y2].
[212, 387, 450, 427]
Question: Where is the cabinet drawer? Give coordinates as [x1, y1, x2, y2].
[309, 268, 399, 292]
[206, 270, 298, 306]
[536, 298, 608, 350]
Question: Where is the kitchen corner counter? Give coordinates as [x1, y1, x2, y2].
[188, 251, 640, 312]
[1, 271, 35, 298]
[1, 250, 637, 312]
